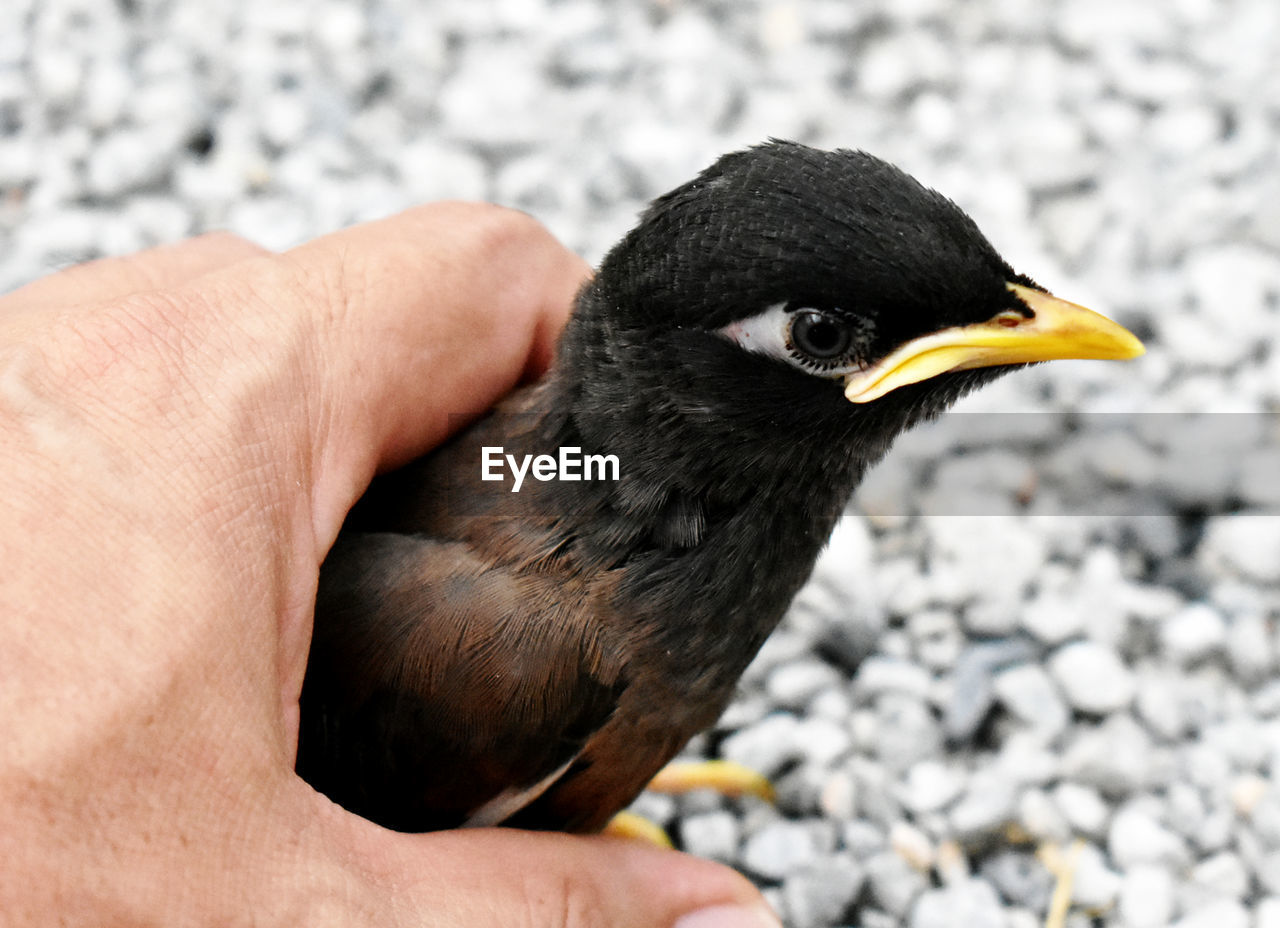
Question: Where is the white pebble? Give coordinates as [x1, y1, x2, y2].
[1118, 865, 1175, 928]
[1108, 804, 1191, 870]
[1200, 516, 1280, 585]
[1172, 899, 1249, 928]
[1048, 641, 1135, 714]
[1160, 603, 1227, 665]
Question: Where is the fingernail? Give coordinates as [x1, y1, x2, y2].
[674, 903, 783, 928]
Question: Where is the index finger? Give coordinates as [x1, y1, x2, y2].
[264, 202, 589, 539]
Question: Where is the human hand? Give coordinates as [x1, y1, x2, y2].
[0, 204, 779, 928]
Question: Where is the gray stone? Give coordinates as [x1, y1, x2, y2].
[779, 857, 865, 928]
[1108, 803, 1191, 870]
[1020, 593, 1086, 645]
[856, 909, 899, 928]
[1239, 448, 1280, 509]
[864, 849, 929, 917]
[1165, 780, 1211, 845]
[949, 769, 1018, 839]
[1069, 841, 1122, 910]
[996, 741, 1059, 786]
[978, 849, 1052, 908]
[714, 693, 770, 732]
[1052, 782, 1110, 836]
[740, 821, 831, 883]
[909, 879, 1005, 928]
[773, 763, 828, 817]
[1118, 864, 1175, 928]
[257, 91, 310, 150]
[678, 811, 739, 863]
[123, 196, 194, 245]
[1062, 714, 1164, 797]
[85, 128, 175, 199]
[943, 637, 1039, 742]
[626, 790, 676, 828]
[31, 45, 83, 108]
[1199, 516, 1280, 585]
[924, 515, 1048, 605]
[741, 630, 813, 684]
[394, 139, 488, 204]
[1124, 517, 1183, 561]
[1048, 640, 1135, 714]
[1203, 717, 1271, 779]
[766, 659, 844, 711]
[1258, 852, 1280, 895]
[1256, 897, 1280, 928]
[871, 692, 943, 771]
[856, 657, 933, 700]
[841, 818, 888, 859]
[847, 756, 904, 828]
[808, 686, 854, 722]
[0, 138, 37, 189]
[876, 555, 933, 616]
[1225, 611, 1275, 683]
[791, 717, 853, 769]
[1171, 900, 1249, 928]
[1254, 680, 1280, 717]
[1135, 670, 1197, 740]
[1039, 193, 1108, 267]
[718, 712, 805, 781]
[1244, 790, 1280, 848]
[1179, 852, 1249, 909]
[1018, 788, 1070, 843]
[907, 609, 964, 671]
[786, 514, 886, 663]
[993, 663, 1070, 737]
[229, 188, 319, 246]
[1160, 603, 1228, 665]
[897, 760, 964, 815]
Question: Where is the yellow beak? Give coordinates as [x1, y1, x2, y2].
[843, 282, 1145, 404]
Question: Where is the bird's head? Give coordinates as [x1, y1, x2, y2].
[562, 141, 1142, 478]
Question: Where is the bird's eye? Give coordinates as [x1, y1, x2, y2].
[789, 310, 853, 361]
[715, 302, 869, 380]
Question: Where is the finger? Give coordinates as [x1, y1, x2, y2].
[267, 201, 590, 542]
[2, 232, 269, 313]
[338, 823, 782, 928]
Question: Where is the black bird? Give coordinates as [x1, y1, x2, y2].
[298, 141, 1142, 834]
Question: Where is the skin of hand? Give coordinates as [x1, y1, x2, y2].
[0, 204, 780, 928]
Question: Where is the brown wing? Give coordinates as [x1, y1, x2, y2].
[298, 531, 627, 832]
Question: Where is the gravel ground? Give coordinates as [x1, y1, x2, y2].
[4, 1, 1280, 926]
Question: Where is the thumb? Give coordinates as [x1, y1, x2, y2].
[342, 824, 782, 928]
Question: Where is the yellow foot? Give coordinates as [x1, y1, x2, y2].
[646, 759, 776, 802]
[605, 810, 674, 848]
[604, 761, 774, 848]
[1038, 839, 1085, 928]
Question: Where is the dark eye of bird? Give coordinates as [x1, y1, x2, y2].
[789, 309, 853, 362]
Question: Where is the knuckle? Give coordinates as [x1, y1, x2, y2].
[519, 870, 613, 928]
[190, 229, 261, 253]
[53, 288, 201, 387]
[435, 201, 557, 263]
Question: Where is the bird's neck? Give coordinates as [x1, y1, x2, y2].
[537, 317, 887, 690]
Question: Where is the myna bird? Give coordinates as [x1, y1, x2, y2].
[297, 140, 1143, 834]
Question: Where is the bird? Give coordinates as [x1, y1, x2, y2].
[296, 140, 1143, 835]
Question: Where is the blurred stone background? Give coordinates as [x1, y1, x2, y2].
[3, 1, 1279, 925]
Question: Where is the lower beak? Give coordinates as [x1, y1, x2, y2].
[843, 282, 1145, 404]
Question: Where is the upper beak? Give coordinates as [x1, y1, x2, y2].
[843, 282, 1145, 404]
